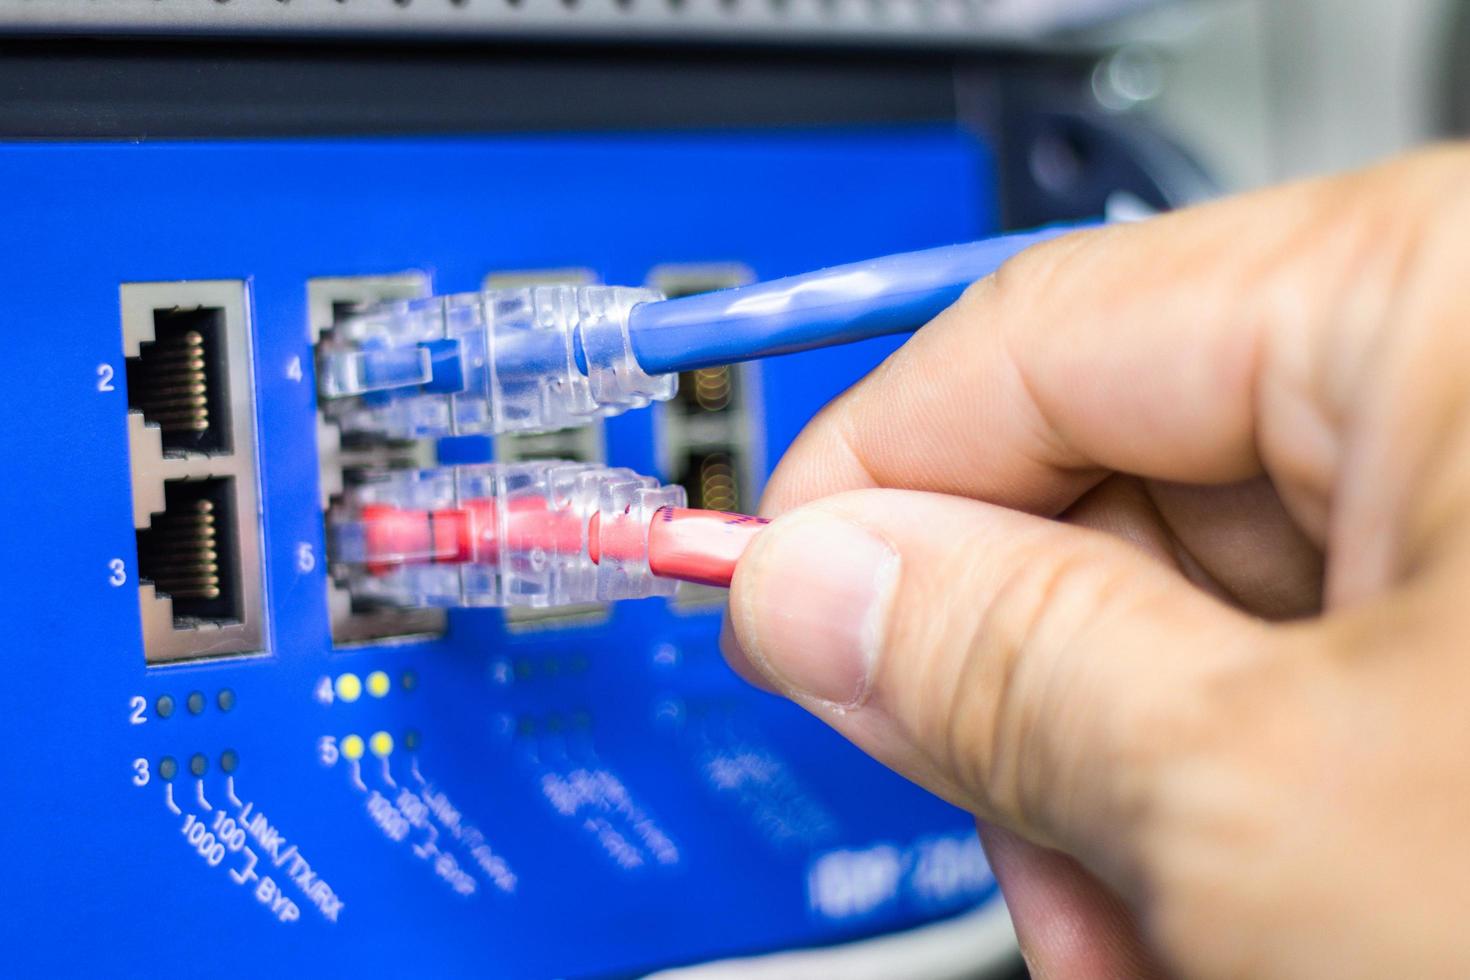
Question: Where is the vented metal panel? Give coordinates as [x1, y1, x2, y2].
[0, 0, 1153, 47]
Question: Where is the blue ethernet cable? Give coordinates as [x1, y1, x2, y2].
[625, 224, 1079, 375]
[318, 222, 1093, 439]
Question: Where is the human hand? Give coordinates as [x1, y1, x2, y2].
[722, 146, 1470, 978]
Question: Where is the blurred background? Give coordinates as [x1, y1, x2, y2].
[1097, 0, 1465, 189]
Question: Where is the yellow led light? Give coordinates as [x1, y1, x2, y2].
[369, 731, 394, 759]
[341, 734, 365, 761]
[335, 673, 362, 703]
[366, 670, 391, 698]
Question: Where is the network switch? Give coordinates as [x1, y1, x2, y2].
[4, 131, 1002, 977]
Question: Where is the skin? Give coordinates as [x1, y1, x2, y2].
[721, 145, 1470, 978]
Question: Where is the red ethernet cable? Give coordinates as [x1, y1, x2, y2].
[355, 499, 770, 590]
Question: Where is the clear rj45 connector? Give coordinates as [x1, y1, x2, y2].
[317, 285, 673, 439]
[330, 461, 686, 609]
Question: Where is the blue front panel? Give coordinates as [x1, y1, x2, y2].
[0, 131, 997, 977]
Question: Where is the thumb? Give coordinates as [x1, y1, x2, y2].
[724, 487, 1271, 885]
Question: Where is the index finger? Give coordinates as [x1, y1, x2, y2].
[759, 153, 1447, 523]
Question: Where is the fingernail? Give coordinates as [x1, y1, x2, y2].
[733, 510, 899, 707]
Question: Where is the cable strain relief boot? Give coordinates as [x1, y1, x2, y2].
[592, 475, 686, 601]
[574, 286, 676, 420]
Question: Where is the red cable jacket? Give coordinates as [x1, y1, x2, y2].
[360, 502, 769, 589]
[587, 507, 768, 587]
[643, 507, 769, 588]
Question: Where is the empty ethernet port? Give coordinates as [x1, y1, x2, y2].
[678, 450, 743, 512]
[137, 478, 241, 629]
[122, 280, 263, 664]
[126, 307, 230, 456]
[676, 366, 736, 416]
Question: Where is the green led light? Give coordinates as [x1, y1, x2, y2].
[217, 689, 236, 713]
[159, 756, 178, 781]
[155, 694, 175, 719]
[188, 753, 207, 777]
[186, 691, 206, 716]
[219, 749, 239, 774]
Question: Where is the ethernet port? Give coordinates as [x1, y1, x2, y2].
[679, 450, 743, 513]
[676, 366, 736, 416]
[137, 478, 241, 628]
[121, 280, 264, 664]
[309, 273, 447, 647]
[126, 307, 231, 456]
[495, 424, 605, 467]
[324, 456, 447, 645]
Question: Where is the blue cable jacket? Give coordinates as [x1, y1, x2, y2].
[626, 222, 1093, 376]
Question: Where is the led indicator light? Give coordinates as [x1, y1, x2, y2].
[186, 691, 206, 715]
[369, 731, 393, 758]
[155, 694, 175, 719]
[220, 749, 239, 774]
[335, 673, 362, 703]
[366, 671, 390, 698]
[217, 689, 236, 712]
[159, 756, 178, 781]
[341, 734, 365, 761]
[189, 753, 207, 777]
